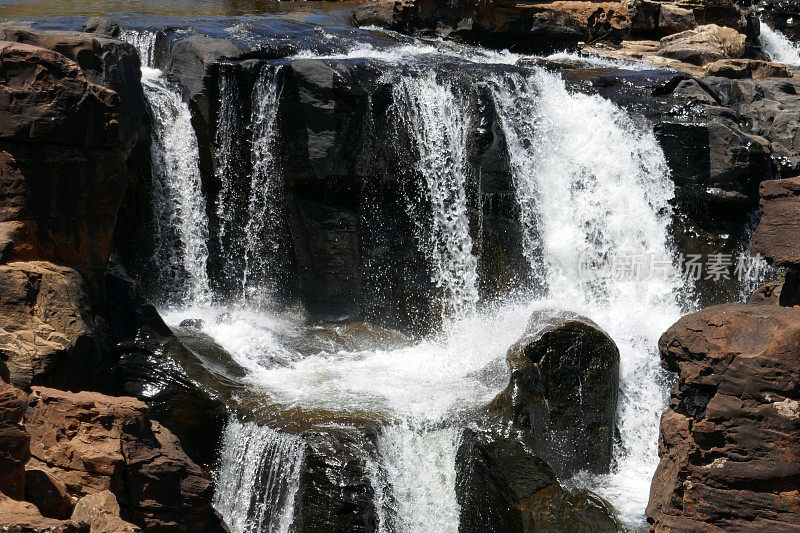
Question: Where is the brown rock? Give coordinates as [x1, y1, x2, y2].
[658, 4, 697, 34]
[0, 492, 88, 533]
[752, 177, 800, 269]
[658, 23, 746, 64]
[71, 490, 140, 533]
[25, 469, 75, 520]
[705, 58, 791, 78]
[0, 41, 128, 284]
[647, 304, 800, 531]
[23, 387, 228, 532]
[0, 262, 107, 390]
[0, 381, 29, 500]
[747, 278, 785, 305]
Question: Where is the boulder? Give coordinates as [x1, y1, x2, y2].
[0, 381, 29, 500]
[705, 58, 790, 79]
[456, 426, 620, 532]
[0, 262, 107, 391]
[0, 492, 88, 533]
[0, 40, 130, 286]
[659, 24, 746, 64]
[71, 490, 140, 532]
[25, 469, 74, 520]
[648, 304, 800, 531]
[751, 177, 800, 269]
[22, 386, 228, 532]
[658, 4, 697, 34]
[81, 17, 121, 38]
[490, 310, 620, 477]
[747, 278, 784, 305]
[0, 23, 149, 155]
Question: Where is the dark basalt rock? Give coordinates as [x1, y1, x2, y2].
[489, 309, 620, 478]
[294, 424, 383, 533]
[648, 303, 800, 531]
[456, 426, 621, 533]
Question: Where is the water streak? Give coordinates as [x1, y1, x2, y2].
[391, 72, 479, 317]
[214, 419, 305, 533]
[122, 30, 211, 304]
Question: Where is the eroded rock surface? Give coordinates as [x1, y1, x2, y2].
[647, 304, 800, 531]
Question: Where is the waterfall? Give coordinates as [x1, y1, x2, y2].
[759, 21, 800, 66]
[214, 419, 305, 533]
[377, 424, 461, 533]
[120, 29, 157, 68]
[122, 30, 211, 304]
[213, 65, 286, 302]
[391, 72, 479, 317]
[490, 69, 683, 524]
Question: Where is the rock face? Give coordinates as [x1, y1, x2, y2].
[705, 58, 790, 79]
[647, 304, 800, 531]
[752, 177, 800, 269]
[491, 310, 620, 477]
[71, 490, 140, 533]
[0, 262, 107, 390]
[658, 24, 746, 64]
[456, 427, 621, 533]
[628, 0, 745, 37]
[23, 387, 227, 532]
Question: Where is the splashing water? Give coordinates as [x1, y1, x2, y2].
[760, 21, 800, 66]
[122, 30, 211, 303]
[391, 72, 479, 317]
[490, 69, 684, 526]
[214, 419, 305, 533]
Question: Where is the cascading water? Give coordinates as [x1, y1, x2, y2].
[122, 30, 211, 303]
[214, 419, 305, 533]
[759, 21, 800, 66]
[490, 69, 684, 524]
[391, 72, 480, 317]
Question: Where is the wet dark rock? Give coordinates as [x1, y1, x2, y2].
[81, 17, 121, 38]
[179, 318, 204, 330]
[490, 310, 619, 477]
[294, 424, 382, 533]
[106, 263, 236, 468]
[648, 304, 800, 531]
[456, 426, 621, 532]
[759, 0, 800, 39]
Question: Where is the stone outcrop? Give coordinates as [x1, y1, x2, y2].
[658, 23, 746, 64]
[705, 58, 790, 79]
[0, 492, 88, 533]
[71, 490, 141, 532]
[490, 310, 620, 477]
[628, 0, 745, 37]
[0, 262, 107, 390]
[22, 386, 228, 532]
[752, 176, 800, 268]
[0, 39, 130, 287]
[647, 303, 800, 531]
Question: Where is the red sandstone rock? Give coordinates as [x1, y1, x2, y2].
[23, 387, 228, 532]
[647, 303, 800, 531]
[71, 490, 140, 532]
[0, 492, 88, 532]
[751, 176, 800, 269]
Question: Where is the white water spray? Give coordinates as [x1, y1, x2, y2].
[760, 21, 800, 67]
[214, 419, 305, 533]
